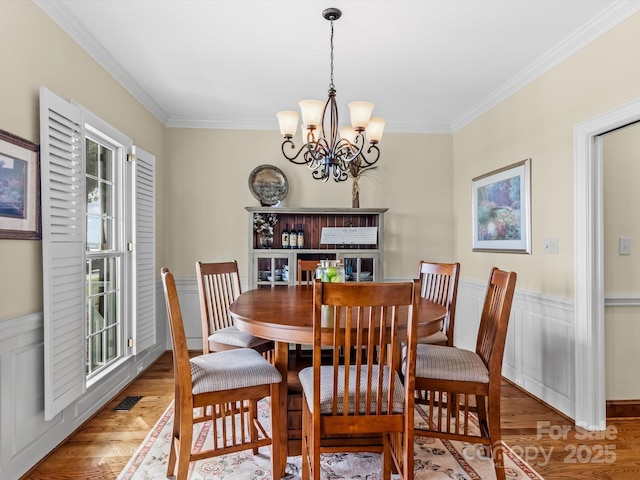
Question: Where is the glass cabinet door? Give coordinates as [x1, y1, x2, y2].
[339, 253, 378, 282]
[254, 253, 292, 287]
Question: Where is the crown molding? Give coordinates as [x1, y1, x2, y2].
[34, 0, 170, 125]
[451, 1, 640, 132]
[166, 117, 453, 134]
[35, 0, 640, 134]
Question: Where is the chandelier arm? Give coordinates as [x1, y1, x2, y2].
[312, 166, 330, 182]
[335, 136, 365, 163]
[357, 144, 381, 167]
[281, 140, 315, 164]
[332, 164, 349, 182]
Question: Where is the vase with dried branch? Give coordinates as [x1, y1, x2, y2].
[348, 157, 377, 208]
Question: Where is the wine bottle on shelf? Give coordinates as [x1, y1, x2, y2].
[289, 224, 297, 250]
[297, 224, 304, 249]
[281, 225, 289, 249]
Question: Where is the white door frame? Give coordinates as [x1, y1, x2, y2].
[574, 98, 640, 430]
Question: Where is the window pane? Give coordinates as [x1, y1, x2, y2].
[106, 326, 117, 362]
[86, 177, 99, 215]
[87, 215, 101, 251]
[102, 218, 112, 250]
[105, 257, 117, 291]
[91, 258, 105, 295]
[101, 182, 112, 216]
[90, 332, 103, 370]
[101, 147, 113, 181]
[104, 292, 116, 326]
[86, 138, 99, 177]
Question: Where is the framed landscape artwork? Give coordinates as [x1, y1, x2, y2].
[472, 159, 531, 253]
[0, 129, 40, 240]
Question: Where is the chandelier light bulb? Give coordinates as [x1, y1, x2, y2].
[299, 100, 325, 128]
[276, 111, 299, 138]
[365, 117, 386, 143]
[348, 101, 374, 130]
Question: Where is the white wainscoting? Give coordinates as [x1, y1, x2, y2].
[455, 278, 575, 419]
[0, 285, 167, 480]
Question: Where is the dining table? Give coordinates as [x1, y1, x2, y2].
[229, 284, 446, 477]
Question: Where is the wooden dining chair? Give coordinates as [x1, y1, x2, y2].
[297, 259, 319, 286]
[416, 260, 460, 346]
[295, 259, 319, 358]
[196, 260, 274, 358]
[299, 279, 420, 480]
[161, 267, 282, 480]
[407, 267, 516, 480]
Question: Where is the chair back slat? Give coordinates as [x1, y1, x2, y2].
[417, 261, 460, 345]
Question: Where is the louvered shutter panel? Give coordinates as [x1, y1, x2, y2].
[40, 87, 86, 420]
[132, 146, 156, 353]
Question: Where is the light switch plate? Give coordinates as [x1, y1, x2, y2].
[619, 236, 631, 255]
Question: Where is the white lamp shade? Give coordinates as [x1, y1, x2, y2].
[365, 117, 386, 143]
[349, 101, 374, 129]
[276, 111, 299, 137]
[339, 126, 358, 145]
[299, 99, 325, 128]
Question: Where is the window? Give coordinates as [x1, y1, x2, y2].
[40, 87, 156, 419]
[85, 135, 123, 378]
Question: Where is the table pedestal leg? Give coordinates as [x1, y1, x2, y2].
[274, 341, 289, 478]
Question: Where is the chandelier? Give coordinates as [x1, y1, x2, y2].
[276, 7, 385, 183]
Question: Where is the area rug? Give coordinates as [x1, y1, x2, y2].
[118, 399, 543, 480]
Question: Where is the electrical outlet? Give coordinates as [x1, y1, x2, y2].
[136, 363, 144, 374]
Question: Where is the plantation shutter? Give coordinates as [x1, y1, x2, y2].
[40, 87, 86, 420]
[132, 146, 156, 353]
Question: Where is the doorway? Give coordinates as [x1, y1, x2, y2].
[574, 98, 640, 430]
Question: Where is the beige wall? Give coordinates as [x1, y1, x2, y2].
[0, 1, 166, 321]
[452, 11, 640, 296]
[164, 129, 454, 278]
[603, 123, 640, 399]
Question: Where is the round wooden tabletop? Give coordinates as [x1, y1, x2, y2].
[229, 285, 446, 344]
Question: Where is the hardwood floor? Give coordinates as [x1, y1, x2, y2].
[22, 351, 640, 479]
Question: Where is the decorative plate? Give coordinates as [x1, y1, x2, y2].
[248, 164, 288, 206]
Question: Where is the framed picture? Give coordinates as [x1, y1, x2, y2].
[0, 129, 40, 239]
[472, 158, 531, 253]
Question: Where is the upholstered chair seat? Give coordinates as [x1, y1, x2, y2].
[190, 348, 281, 394]
[299, 365, 404, 415]
[207, 326, 273, 350]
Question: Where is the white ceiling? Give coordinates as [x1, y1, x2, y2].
[35, 0, 639, 134]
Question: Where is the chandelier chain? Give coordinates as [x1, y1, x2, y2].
[329, 19, 335, 90]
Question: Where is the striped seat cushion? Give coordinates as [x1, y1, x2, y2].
[190, 348, 281, 395]
[209, 326, 272, 348]
[299, 365, 404, 415]
[417, 330, 448, 345]
[407, 344, 489, 383]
